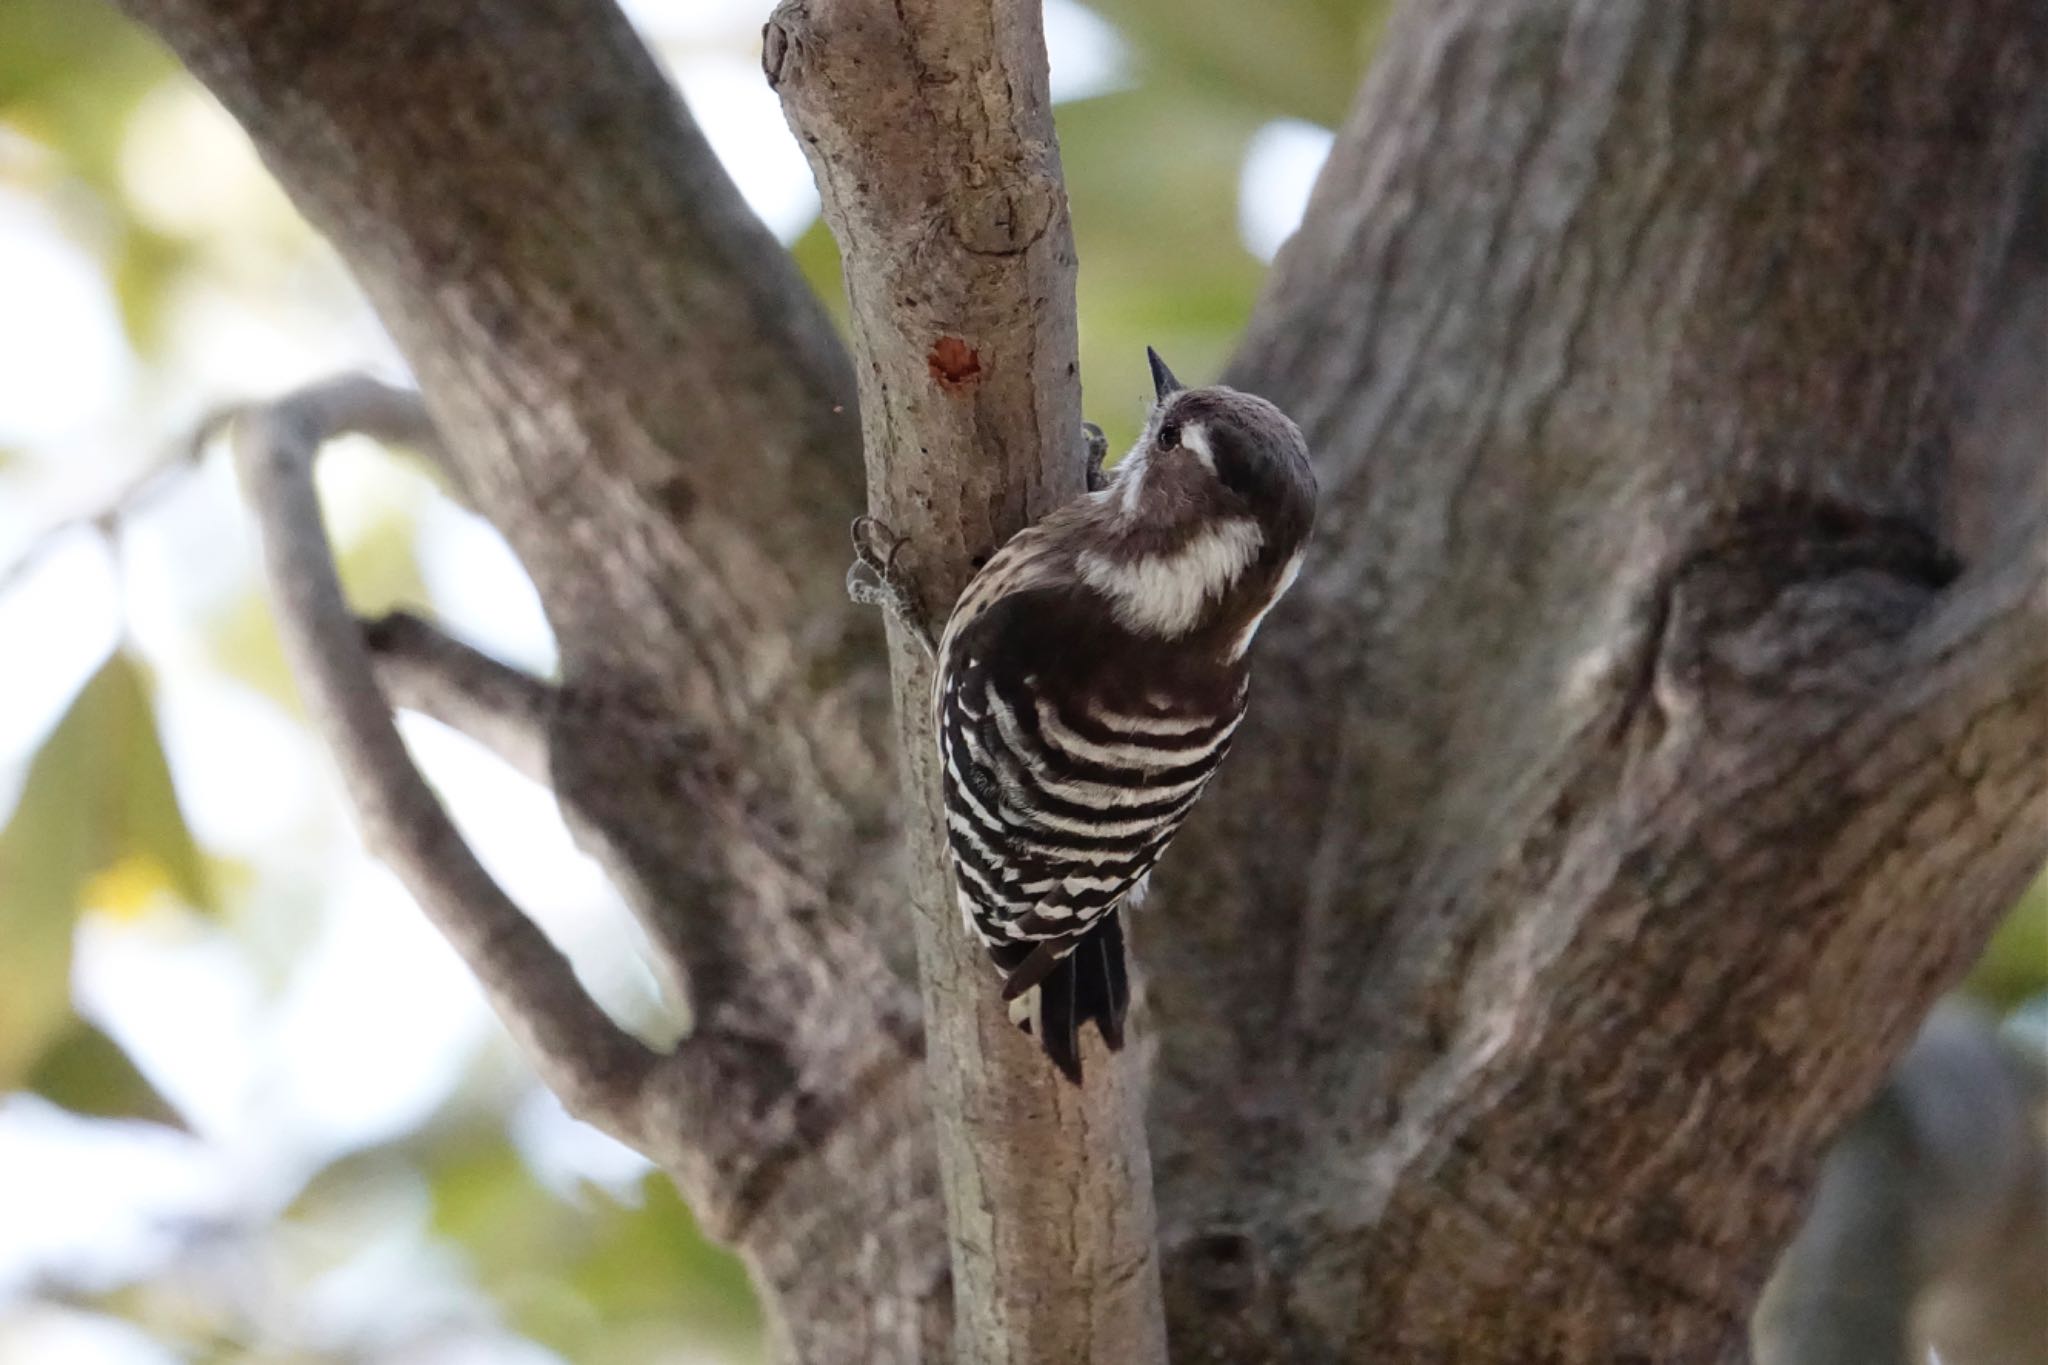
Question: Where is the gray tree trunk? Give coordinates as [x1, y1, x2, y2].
[115, 0, 2047, 1361]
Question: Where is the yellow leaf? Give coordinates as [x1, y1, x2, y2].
[80, 850, 172, 920]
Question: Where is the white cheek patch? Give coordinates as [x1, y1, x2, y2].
[1115, 449, 1150, 517]
[1179, 421, 1215, 473]
[1228, 549, 1305, 660]
[1080, 517, 1264, 638]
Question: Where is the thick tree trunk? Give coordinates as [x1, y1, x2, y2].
[115, 0, 2046, 1361]
[113, 2, 948, 1359]
[1151, 2, 2047, 1359]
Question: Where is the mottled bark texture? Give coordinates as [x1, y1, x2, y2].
[1156, 2, 2048, 1360]
[114, 2, 946, 1361]
[116, 0, 2047, 1361]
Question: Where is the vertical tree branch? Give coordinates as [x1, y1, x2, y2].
[768, 2, 1167, 1361]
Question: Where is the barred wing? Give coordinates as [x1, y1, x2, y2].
[937, 649, 1242, 950]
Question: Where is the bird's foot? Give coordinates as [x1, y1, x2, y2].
[848, 515, 938, 657]
[1083, 421, 1110, 492]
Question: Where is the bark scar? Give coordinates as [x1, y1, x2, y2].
[928, 336, 982, 390]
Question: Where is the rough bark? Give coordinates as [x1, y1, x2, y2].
[109, 0, 2048, 1361]
[766, 2, 1166, 1360]
[113, 1, 946, 1359]
[1150, 2, 2048, 1360]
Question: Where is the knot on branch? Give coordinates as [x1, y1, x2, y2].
[950, 165, 1062, 256]
[1647, 499, 1960, 730]
[1161, 1225, 1290, 1363]
[1176, 1229, 1263, 1311]
[761, 13, 798, 89]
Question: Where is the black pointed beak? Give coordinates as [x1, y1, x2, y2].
[1147, 346, 1183, 400]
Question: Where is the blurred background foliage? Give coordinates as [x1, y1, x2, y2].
[0, 0, 2038, 1361]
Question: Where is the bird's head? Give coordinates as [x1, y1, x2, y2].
[1110, 347, 1317, 557]
[1066, 350, 1316, 652]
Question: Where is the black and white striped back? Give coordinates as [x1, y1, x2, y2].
[934, 575, 1247, 1078]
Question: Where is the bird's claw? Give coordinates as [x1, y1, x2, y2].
[1082, 422, 1110, 492]
[847, 516, 938, 657]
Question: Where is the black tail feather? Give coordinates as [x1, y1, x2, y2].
[1092, 918, 1130, 1051]
[990, 914, 1129, 1084]
[1038, 952, 1082, 1082]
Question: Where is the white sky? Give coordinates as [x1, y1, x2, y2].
[0, 0, 1330, 1355]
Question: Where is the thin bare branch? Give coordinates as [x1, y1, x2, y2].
[229, 383, 659, 1148]
[0, 440, 198, 599]
[364, 610, 555, 786]
[1, 379, 460, 610]
[215, 374, 464, 496]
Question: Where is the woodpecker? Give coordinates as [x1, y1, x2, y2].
[933, 349, 1316, 1081]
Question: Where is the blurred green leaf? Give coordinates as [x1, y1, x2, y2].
[788, 217, 848, 337]
[424, 1134, 761, 1363]
[0, 650, 210, 1084]
[338, 502, 433, 618]
[568, 1175, 762, 1358]
[1964, 870, 2048, 1011]
[0, 0, 174, 184]
[1058, 85, 1271, 453]
[0, 732, 86, 1089]
[2, 1, 207, 361]
[115, 688, 213, 918]
[206, 584, 298, 708]
[110, 221, 198, 357]
[26, 1018, 183, 1126]
[430, 1134, 556, 1268]
[1089, 0, 1389, 127]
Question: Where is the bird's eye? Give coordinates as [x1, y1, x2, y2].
[1157, 421, 1181, 450]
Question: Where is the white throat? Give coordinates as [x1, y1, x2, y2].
[1078, 517, 1264, 638]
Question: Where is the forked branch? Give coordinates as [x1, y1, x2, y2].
[228, 381, 659, 1145]
[364, 609, 555, 786]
